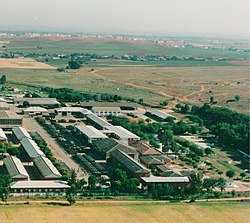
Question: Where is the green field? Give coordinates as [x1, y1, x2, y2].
[5, 36, 250, 58]
[0, 202, 249, 223]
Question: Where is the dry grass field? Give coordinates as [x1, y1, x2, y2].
[0, 202, 248, 223]
[0, 58, 55, 69]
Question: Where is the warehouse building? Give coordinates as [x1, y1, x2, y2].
[91, 107, 122, 116]
[33, 156, 62, 180]
[14, 97, 60, 108]
[92, 138, 138, 160]
[4, 156, 29, 181]
[0, 110, 22, 129]
[140, 176, 190, 189]
[86, 113, 112, 130]
[110, 149, 150, 178]
[23, 107, 49, 116]
[103, 126, 140, 144]
[80, 102, 138, 110]
[20, 138, 45, 159]
[75, 125, 108, 144]
[10, 180, 70, 195]
[145, 109, 176, 122]
[140, 155, 171, 169]
[12, 127, 32, 141]
[55, 107, 90, 117]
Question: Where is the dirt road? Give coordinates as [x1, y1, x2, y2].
[22, 117, 88, 180]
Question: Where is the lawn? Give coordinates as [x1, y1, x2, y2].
[0, 202, 248, 223]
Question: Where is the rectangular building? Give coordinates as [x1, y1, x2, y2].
[55, 107, 90, 117]
[14, 97, 60, 108]
[12, 127, 32, 141]
[92, 107, 122, 116]
[20, 138, 45, 159]
[0, 110, 23, 129]
[86, 113, 112, 130]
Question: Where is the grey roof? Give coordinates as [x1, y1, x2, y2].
[15, 98, 60, 105]
[92, 107, 121, 112]
[86, 113, 112, 127]
[0, 110, 19, 118]
[56, 107, 90, 114]
[76, 125, 108, 139]
[23, 107, 48, 113]
[110, 149, 150, 174]
[12, 127, 32, 141]
[0, 128, 7, 140]
[20, 138, 45, 158]
[141, 176, 189, 183]
[93, 138, 137, 155]
[104, 126, 140, 140]
[140, 155, 166, 166]
[4, 156, 29, 179]
[10, 181, 70, 189]
[80, 102, 138, 108]
[33, 156, 61, 179]
[146, 110, 176, 120]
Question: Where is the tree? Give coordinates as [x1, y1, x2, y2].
[203, 178, 217, 193]
[226, 170, 235, 179]
[175, 103, 182, 111]
[188, 173, 203, 199]
[210, 96, 215, 104]
[160, 101, 168, 107]
[240, 172, 246, 180]
[216, 178, 226, 192]
[23, 101, 30, 108]
[66, 192, 76, 206]
[0, 75, 6, 84]
[234, 95, 240, 101]
[138, 98, 144, 104]
[0, 175, 12, 202]
[204, 147, 213, 155]
[68, 60, 81, 69]
[88, 175, 97, 190]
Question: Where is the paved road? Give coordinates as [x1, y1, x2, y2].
[23, 117, 88, 180]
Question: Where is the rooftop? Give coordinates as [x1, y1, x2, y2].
[23, 107, 49, 112]
[10, 180, 70, 189]
[110, 149, 150, 174]
[12, 127, 31, 141]
[86, 113, 112, 127]
[146, 109, 176, 120]
[20, 138, 45, 158]
[0, 110, 19, 118]
[80, 101, 138, 108]
[104, 126, 140, 140]
[33, 156, 61, 179]
[4, 156, 29, 179]
[141, 176, 189, 183]
[76, 125, 108, 139]
[56, 107, 90, 114]
[92, 107, 121, 111]
[14, 97, 60, 105]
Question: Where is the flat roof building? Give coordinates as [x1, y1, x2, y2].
[4, 156, 29, 181]
[75, 125, 108, 143]
[55, 107, 90, 117]
[92, 107, 122, 116]
[10, 180, 70, 195]
[103, 126, 140, 144]
[0, 102, 10, 110]
[33, 156, 61, 180]
[14, 97, 60, 108]
[86, 113, 112, 130]
[0, 110, 23, 128]
[23, 107, 49, 116]
[80, 102, 138, 110]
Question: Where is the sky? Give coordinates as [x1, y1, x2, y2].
[0, 0, 249, 37]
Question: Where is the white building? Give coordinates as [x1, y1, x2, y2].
[55, 107, 90, 117]
[20, 138, 45, 159]
[0, 128, 8, 141]
[103, 126, 140, 144]
[12, 127, 32, 141]
[75, 125, 108, 143]
[91, 107, 122, 116]
[23, 107, 49, 116]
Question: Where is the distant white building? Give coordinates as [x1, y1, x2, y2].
[23, 107, 49, 116]
[55, 107, 90, 117]
[91, 107, 122, 116]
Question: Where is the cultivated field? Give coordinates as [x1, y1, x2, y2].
[0, 202, 248, 223]
[0, 58, 55, 69]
